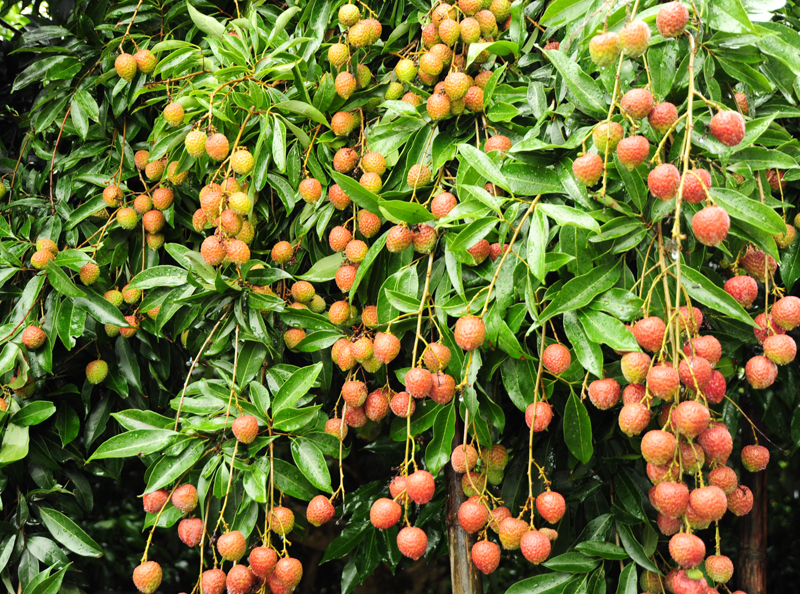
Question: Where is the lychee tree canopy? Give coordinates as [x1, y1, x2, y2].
[0, 0, 799, 593]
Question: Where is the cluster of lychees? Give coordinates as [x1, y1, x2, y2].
[133, 415, 320, 594]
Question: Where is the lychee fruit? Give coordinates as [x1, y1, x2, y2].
[620, 89, 654, 120]
[373, 332, 400, 364]
[325, 417, 348, 439]
[201, 569, 226, 594]
[299, 177, 322, 203]
[542, 343, 571, 375]
[647, 364, 680, 400]
[656, 1, 689, 37]
[21, 326, 46, 350]
[397, 526, 428, 560]
[652, 481, 689, 518]
[745, 355, 777, 389]
[649, 163, 681, 200]
[132, 561, 162, 594]
[249, 546, 278, 578]
[763, 334, 796, 365]
[143, 489, 169, 514]
[306, 494, 335, 527]
[588, 378, 620, 409]
[217, 530, 246, 561]
[525, 401, 553, 432]
[86, 359, 108, 384]
[269, 506, 295, 535]
[710, 111, 746, 147]
[678, 357, 712, 391]
[669, 532, 705, 568]
[741, 444, 769, 472]
[520, 530, 551, 564]
[103, 185, 123, 207]
[471, 540, 500, 574]
[406, 469, 435, 504]
[618, 403, 651, 436]
[171, 484, 198, 513]
[451, 444, 478, 473]
[617, 136, 650, 170]
[536, 491, 566, 524]
[740, 249, 777, 282]
[705, 554, 734, 584]
[681, 169, 712, 203]
[572, 153, 603, 186]
[589, 32, 620, 67]
[430, 373, 455, 404]
[618, 20, 651, 57]
[649, 102, 679, 134]
[386, 225, 414, 252]
[178, 517, 203, 547]
[390, 391, 416, 417]
[620, 352, 651, 384]
[709, 466, 738, 494]
[431, 192, 458, 218]
[232, 414, 258, 444]
[79, 263, 100, 285]
[727, 485, 753, 516]
[331, 111, 359, 136]
[115, 53, 138, 81]
[370, 497, 401, 529]
[455, 315, 485, 351]
[771, 295, 800, 329]
[226, 565, 255, 594]
[692, 205, 730, 247]
[407, 164, 432, 188]
[641, 429, 677, 465]
[205, 133, 229, 161]
[592, 121, 624, 152]
[697, 423, 733, 464]
[275, 557, 303, 590]
[689, 485, 727, 522]
[498, 517, 528, 549]
[458, 499, 488, 533]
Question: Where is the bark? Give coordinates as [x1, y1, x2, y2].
[445, 420, 483, 594]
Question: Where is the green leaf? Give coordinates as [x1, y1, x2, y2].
[709, 188, 786, 235]
[297, 252, 345, 282]
[578, 310, 641, 352]
[10, 402, 56, 427]
[186, 2, 225, 39]
[45, 261, 85, 298]
[273, 405, 321, 432]
[71, 290, 129, 327]
[466, 40, 518, 67]
[615, 563, 638, 594]
[564, 392, 592, 463]
[291, 438, 332, 492]
[575, 541, 629, 560]
[349, 230, 387, 299]
[378, 199, 432, 224]
[544, 49, 606, 118]
[272, 458, 317, 501]
[39, 507, 103, 557]
[449, 217, 498, 253]
[88, 429, 177, 461]
[528, 208, 548, 282]
[538, 204, 600, 233]
[128, 266, 188, 290]
[680, 266, 757, 327]
[273, 363, 322, 412]
[425, 403, 456, 475]
[145, 438, 206, 492]
[505, 572, 574, 594]
[321, 522, 369, 564]
[329, 171, 380, 213]
[0, 422, 29, 464]
[539, 262, 621, 324]
[458, 144, 510, 192]
[273, 100, 329, 127]
[543, 553, 600, 573]
[267, 6, 301, 47]
[616, 522, 660, 573]
[235, 342, 268, 386]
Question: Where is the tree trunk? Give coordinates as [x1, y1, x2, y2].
[737, 398, 767, 594]
[445, 423, 483, 594]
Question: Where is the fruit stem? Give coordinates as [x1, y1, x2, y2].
[118, 0, 145, 52]
[479, 195, 541, 318]
[173, 304, 232, 430]
[526, 326, 547, 525]
[214, 440, 239, 534]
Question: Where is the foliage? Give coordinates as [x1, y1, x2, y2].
[1, 0, 800, 593]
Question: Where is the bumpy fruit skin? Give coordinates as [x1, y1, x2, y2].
[649, 102, 679, 134]
[458, 499, 488, 533]
[204, 133, 229, 161]
[572, 153, 603, 186]
[249, 546, 278, 578]
[133, 49, 156, 74]
[499, 517, 528, 550]
[678, 357, 712, 391]
[657, 2, 689, 37]
[618, 403, 651, 436]
[358, 210, 381, 238]
[592, 121, 624, 152]
[641, 429, 677, 465]
[710, 111, 746, 147]
[669, 532, 705, 568]
[226, 565, 255, 594]
[589, 32, 620, 67]
[185, 130, 208, 158]
[134, 150, 150, 170]
[467, 239, 491, 265]
[430, 373, 456, 404]
[471, 540, 500, 574]
[22, 326, 46, 350]
[542, 343, 571, 375]
[536, 491, 566, 524]
[269, 506, 295, 535]
[745, 355, 777, 389]
[359, 172, 382, 193]
[167, 161, 188, 185]
[771, 295, 800, 329]
[464, 86, 484, 112]
[520, 530, 552, 564]
[115, 53, 138, 81]
[455, 315, 485, 351]
[325, 417, 348, 439]
[405, 367, 433, 398]
[619, 20, 651, 57]
[406, 164, 432, 188]
[648, 163, 681, 200]
[406, 469, 435, 504]
[397, 526, 428, 560]
[201, 236, 225, 266]
[674, 400, 711, 438]
[620, 89, 654, 120]
[413, 224, 437, 254]
[647, 365, 680, 400]
[86, 360, 109, 384]
[386, 225, 414, 252]
[103, 185, 123, 207]
[132, 561, 162, 594]
[431, 192, 458, 218]
[275, 557, 303, 590]
[217, 530, 246, 561]
[709, 466, 738, 494]
[178, 517, 203, 547]
[727, 484, 753, 516]
[142, 210, 166, 234]
[232, 414, 258, 443]
[331, 111, 360, 137]
[705, 554, 734, 584]
[303, 494, 334, 527]
[774, 223, 795, 248]
[143, 489, 169, 513]
[451, 444, 478, 473]
[201, 569, 226, 594]
[163, 102, 184, 127]
[588, 378, 621, 409]
[427, 92, 451, 121]
[298, 178, 322, 203]
[172, 484, 198, 513]
[680, 169, 712, 204]
[740, 249, 777, 282]
[690, 485, 728, 522]
[616, 136, 650, 170]
[763, 334, 796, 365]
[525, 401, 553, 432]
[80, 263, 100, 287]
[620, 352, 651, 384]
[741, 444, 770, 472]
[333, 147, 358, 173]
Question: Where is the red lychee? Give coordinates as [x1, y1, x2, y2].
[708, 466, 738, 494]
[536, 491, 566, 524]
[458, 499, 488, 533]
[727, 485, 753, 516]
[178, 517, 203, 547]
[641, 429, 677, 465]
[397, 526, 428, 560]
[451, 444, 478, 473]
[525, 401, 553, 432]
[171, 484, 198, 513]
[649, 102, 679, 134]
[621, 351, 651, 384]
[390, 391, 415, 417]
[542, 343, 571, 374]
[455, 315, 485, 351]
[471, 540, 501, 574]
[217, 530, 246, 561]
[307, 495, 335, 526]
[741, 444, 769, 472]
[689, 485, 727, 522]
[633, 316, 666, 352]
[692, 205, 730, 247]
[649, 163, 681, 200]
[740, 249, 777, 282]
[745, 355, 777, 389]
[697, 422, 733, 464]
[681, 169, 712, 203]
[656, 1, 689, 37]
[647, 364, 680, 400]
[710, 111, 746, 147]
[133, 561, 162, 594]
[406, 469, 435, 504]
[498, 517, 528, 550]
[620, 89, 654, 120]
[588, 378, 620, 410]
[669, 532, 705, 568]
[520, 530, 551, 564]
[269, 506, 295, 535]
[652, 481, 689, 518]
[618, 403, 651, 436]
[249, 546, 278, 578]
[616, 136, 650, 170]
[771, 295, 800, 330]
